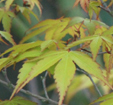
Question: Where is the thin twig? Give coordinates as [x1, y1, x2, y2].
[76, 68, 102, 97]
[2, 67, 10, 83]
[98, 0, 113, 17]
[0, 79, 66, 105]
[42, 71, 49, 99]
[81, 49, 110, 55]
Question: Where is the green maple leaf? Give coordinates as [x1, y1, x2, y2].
[10, 51, 66, 99]
[9, 50, 111, 105]
[0, 41, 43, 71]
[0, 96, 37, 105]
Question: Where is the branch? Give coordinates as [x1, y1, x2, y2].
[0, 79, 66, 105]
[81, 49, 110, 55]
[41, 71, 49, 99]
[98, 0, 113, 17]
[76, 68, 102, 97]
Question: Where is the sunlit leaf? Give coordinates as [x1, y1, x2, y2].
[10, 52, 65, 99]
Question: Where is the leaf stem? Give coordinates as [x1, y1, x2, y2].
[0, 79, 66, 105]
[81, 49, 111, 55]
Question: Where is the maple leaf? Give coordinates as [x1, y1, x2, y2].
[0, 96, 37, 105]
[73, 0, 90, 13]
[20, 17, 109, 44]
[9, 51, 112, 105]
[66, 26, 113, 61]
[10, 51, 66, 100]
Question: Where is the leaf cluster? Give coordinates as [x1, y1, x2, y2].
[1, 0, 113, 105]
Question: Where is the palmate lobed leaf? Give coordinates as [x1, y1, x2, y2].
[0, 41, 43, 72]
[0, 96, 37, 105]
[66, 27, 113, 60]
[10, 50, 112, 104]
[10, 51, 66, 99]
[0, 47, 43, 72]
[20, 17, 109, 43]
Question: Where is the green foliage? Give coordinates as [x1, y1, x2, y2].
[0, 0, 113, 105]
[0, 96, 37, 105]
